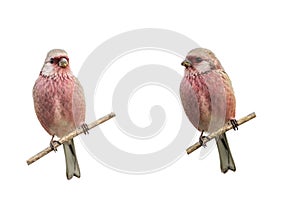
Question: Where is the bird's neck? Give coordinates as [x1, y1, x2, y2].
[40, 69, 73, 80]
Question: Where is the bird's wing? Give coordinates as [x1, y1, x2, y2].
[71, 77, 86, 128]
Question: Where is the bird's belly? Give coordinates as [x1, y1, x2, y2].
[49, 101, 76, 138]
[180, 72, 234, 132]
[33, 75, 86, 139]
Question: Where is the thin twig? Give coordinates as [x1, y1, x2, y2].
[27, 112, 116, 165]
[186, 112, 256, 155]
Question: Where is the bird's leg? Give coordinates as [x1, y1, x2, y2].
[81, 123, 89, 135]
[49, 135, 61, 152]
[199, 130, 208, 147]
[230, 119, 239, 131]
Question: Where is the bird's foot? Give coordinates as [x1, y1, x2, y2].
[81, 123, 89, 135]
[230, 119, 239, 131]
[199, 130, 208, 147]
[50, 136, 61, 152]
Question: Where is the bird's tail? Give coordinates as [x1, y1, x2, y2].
[216, 133, 236, 173]
[63, 139, 80, 179]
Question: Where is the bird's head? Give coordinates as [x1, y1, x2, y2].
[181, 48, 223, 74]
[41, 49, 72, 77]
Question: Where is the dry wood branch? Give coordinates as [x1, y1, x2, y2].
[27, 112, 116, 165]
[186, 112, 256, 155]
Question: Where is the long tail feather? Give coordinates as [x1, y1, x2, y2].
[63, 139, 80, 179]
[216, 133, 236, 173]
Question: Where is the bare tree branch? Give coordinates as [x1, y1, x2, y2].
[186, 112, 256, 155]
[27, 112, 116, 165]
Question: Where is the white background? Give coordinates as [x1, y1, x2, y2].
[1, 0, 299, 199]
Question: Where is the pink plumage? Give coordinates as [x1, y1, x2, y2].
[180, 48, 237, 173]
[33, 49, 86, 179]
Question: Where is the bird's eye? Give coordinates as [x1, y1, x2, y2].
[195, 57, 203, 63]
[50, 58, 54, 64]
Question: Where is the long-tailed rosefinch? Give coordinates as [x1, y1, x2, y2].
[180, 48, 238, 173]
[33, 49, 87, 179]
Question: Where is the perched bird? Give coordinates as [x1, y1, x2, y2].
[33, 49, 88, 179]
[180, 48, 238, 173]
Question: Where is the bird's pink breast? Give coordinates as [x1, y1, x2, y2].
[33, 75, 86, 138]
[180, 70, 235, 132]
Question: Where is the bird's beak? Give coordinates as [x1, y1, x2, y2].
[58, 58, 68, 68]
[181, 60, 192, 68]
